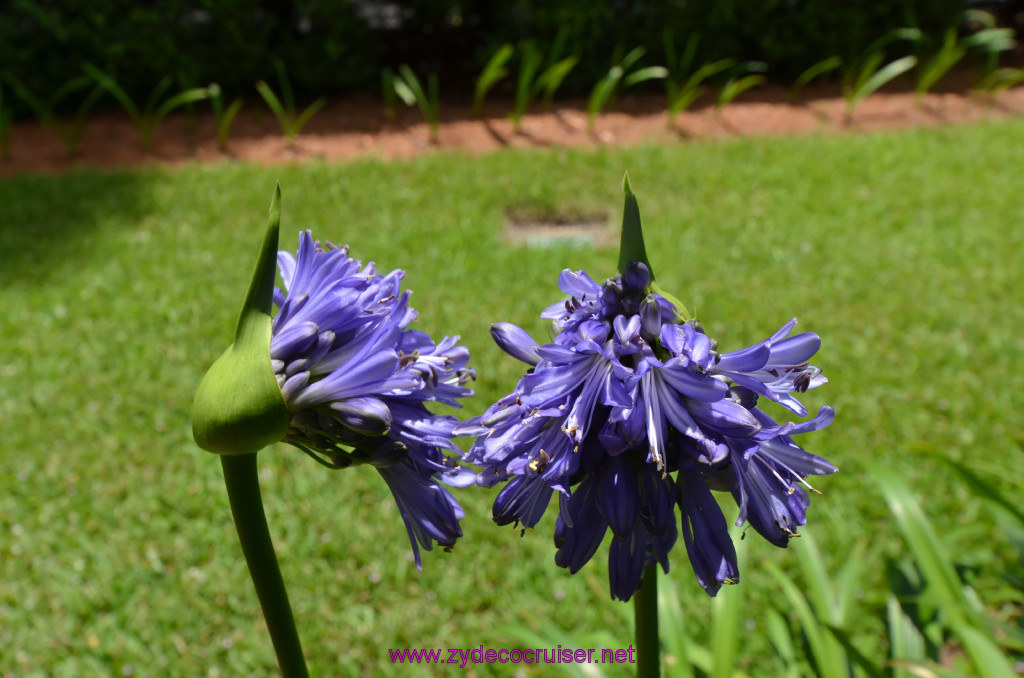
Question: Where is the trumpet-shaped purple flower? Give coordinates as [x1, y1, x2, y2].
[462, 262, 836, 600]
[272, 231, 476, 567]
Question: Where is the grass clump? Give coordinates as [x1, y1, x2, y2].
[2, 119, 1023, 675]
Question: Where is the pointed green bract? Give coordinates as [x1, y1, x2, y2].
[617, 172, 654, 279]
[192, 185, 290, 455]
[617, 174, 692, 320]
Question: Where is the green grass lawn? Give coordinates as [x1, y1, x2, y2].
[2, 119, 1023, 677]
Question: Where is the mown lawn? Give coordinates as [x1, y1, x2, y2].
[1, 118, 1022, 677]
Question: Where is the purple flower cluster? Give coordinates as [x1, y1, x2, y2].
[271, 231, 476, 567]
[461, 262, 835, 600]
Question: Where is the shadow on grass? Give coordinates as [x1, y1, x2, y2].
[0, 170, 154, 286]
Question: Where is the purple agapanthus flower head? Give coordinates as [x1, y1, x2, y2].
[461, 261, 835, 600]
[271, 231, 476, 568]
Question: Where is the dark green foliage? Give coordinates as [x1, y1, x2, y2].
[0, 0, 971, 118]
[0, 0, 375, 117]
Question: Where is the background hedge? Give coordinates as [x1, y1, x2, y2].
[0, 0, 1009, 114]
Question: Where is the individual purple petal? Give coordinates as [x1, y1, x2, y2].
[599, 456, 638, 538]
[270, 321, 319, 361]
[678, 472, 738, 596]
[554, 477, 608, 573]
[329, 397, 392, 436]
[688, 398, 762, 438]
[767, 332, 821, 365]
[608, 526, 647, 601]
[491, 322, 542, 366]
[622, 261, 651, 291]
[378, 462, 464, 570]
[658, 361, 728, 401]
[493, 475, 554, 528]
[715, 344, 771, 372]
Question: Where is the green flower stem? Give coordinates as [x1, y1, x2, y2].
[221, 453, 309, 678]
[634, 565, 660, 678]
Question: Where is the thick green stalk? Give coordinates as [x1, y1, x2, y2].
[222, 453, 309, 678]
[634, 565, 660, 678]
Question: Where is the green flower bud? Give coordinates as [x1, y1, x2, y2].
[192, 185, 290, 455]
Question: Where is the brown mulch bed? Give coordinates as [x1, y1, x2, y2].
[3, 77, 1024, 177]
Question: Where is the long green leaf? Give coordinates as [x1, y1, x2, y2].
[764, 609, 802, 678]
[718, 74, 765, 107]
[154, 86, 210, 121]
[272, 59, 295, 114]
[861, 27, 924, 63]
[822, 624, 884, 678]
[929, 456, 1024, 530]
[656, 576, 694, 678]
[790, 56, 842, 103]
[623, 66, 669, 88]
[710, 533, 745, 678]
[847, 56, 918, 115]
[667, 86, 706, 118]
[620, 47, 647, 73]
[887, 593, 928, 678]
[536, 55, 579, 109]
[473, 43, 514, 116]
[2, 73, 54, 124]
[287, 97, 327, 138]
[82, 63, 140, 121]
[873, 467, 977, 625]
[392, 79, 417, 107]
[975, 67, 1024, 93]
[916, 30, 966, 95]
[587, 66, 623, 132]
[255, 81, 290, 128]
[217, 98, 243, 150]
[512, 42, 543, 127]
[953, 623, 1018, 678]
[852, 51, 886, 94]
[143, 76, 172, 117]
[381, 68, 397, 119]
[764, 561, 848, 678]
